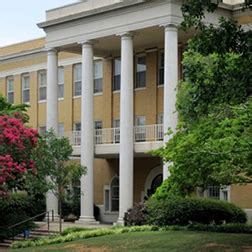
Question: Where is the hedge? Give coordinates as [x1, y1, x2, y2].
[146, 196, 247, 226]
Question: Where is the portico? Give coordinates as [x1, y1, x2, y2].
[39, 0, 230, 224]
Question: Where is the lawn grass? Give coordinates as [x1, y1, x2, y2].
[4, 230, 252, 252]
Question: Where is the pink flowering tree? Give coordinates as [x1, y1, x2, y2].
[0, 114, 38, 195]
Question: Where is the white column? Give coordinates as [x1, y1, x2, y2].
[163, 24, 178, 180]
[77, 41, 98, 224]
[46, 49, 58, 134]
[46, 48, 59, 219]
[117, 33, 134, 224]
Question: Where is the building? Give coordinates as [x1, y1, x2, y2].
[0, 0, 252, 224]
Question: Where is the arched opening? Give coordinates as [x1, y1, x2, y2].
[110, 176, 119, 212]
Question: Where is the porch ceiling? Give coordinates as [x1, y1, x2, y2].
[60, 26, 194, 57]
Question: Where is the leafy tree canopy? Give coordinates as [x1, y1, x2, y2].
[154, 6, 252, 197]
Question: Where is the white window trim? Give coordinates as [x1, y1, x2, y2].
[6, 76, 14, 103]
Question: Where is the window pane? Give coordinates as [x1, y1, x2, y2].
[8, 92, 14, 104]
[135, 56, 146, 88]
[58, 67, 64, 84]
[39, 87, 46, 101]
[159, 52, 164, 85]
[113, 58, 121, 91]
[74, 64, 82, 96]
[7, 77, 14, 104]
[22, 75, 30, 103]
[94, 61, 103, 93]
[39, 71, 47, 101]
[74, 123, 81, 131]
[58, 84, 64, 98]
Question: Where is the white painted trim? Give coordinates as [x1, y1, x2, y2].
[0, 56, 82, 78]
[73, 95, 81, 99]
[94, 92, 103, 96]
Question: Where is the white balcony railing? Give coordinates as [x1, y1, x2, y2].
[65, 124, 163, 146]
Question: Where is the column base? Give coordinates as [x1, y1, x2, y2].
[114, 217, 125, 226]
[75, 216, 100, 225]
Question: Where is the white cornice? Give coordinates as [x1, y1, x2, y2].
[0, 56, 82, 78]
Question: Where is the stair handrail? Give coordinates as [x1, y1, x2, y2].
[7, 209, 54, 241]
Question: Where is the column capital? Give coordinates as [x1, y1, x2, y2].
[161, 23, 178, 32]
[79, 40, 95, 47]
[117, 31, 134, 39]
[46, 48, 58, 54]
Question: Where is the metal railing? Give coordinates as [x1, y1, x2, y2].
[7, 210, 54, 241]
[65, 124, 163, 146]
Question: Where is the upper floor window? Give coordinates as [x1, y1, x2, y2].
[58, 67, 64, 99]
[135, 115, 146, 126]
[38, 70, 47, 101]
[6, 76, 14, 104]
[158, 51, 164, 86]
[73, 64, 82, 97]
[94, 61, 103, 94]
[113, 58, 121, 91]
[135, 55, 146, 89]
[22, 73, 30, 103]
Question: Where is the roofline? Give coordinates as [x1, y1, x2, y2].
[37, 0, 145, 29]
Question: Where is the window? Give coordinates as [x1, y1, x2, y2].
[208, 186, 220, 199]
[22, 74, 30, 103]
[6, 76, 14, 104]
[74, 122, 81, 131]
[38, 70, 47, 101]
[135, 116, 146, 142]
[113, 119, 120, 143]
[135, 55, 146, 88]
[157, 113, 163, 124]
[38, 126, 46, 135]
[158, 51, 164, 86]
[94, 120, 103, 144]
[58, 67, 64, 99]
[73, 64, 82, 97]
[111, 177, 119, 212]
[113, 58, 121, 91]
[94, 61, 103, 93]
[58, 123, 64, 137]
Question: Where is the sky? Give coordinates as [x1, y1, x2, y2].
[0, 0, 77, 47]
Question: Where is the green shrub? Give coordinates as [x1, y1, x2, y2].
[62, 227, 93, 236]
[124, 203, 147, 226]
[187, 223, 252, 233]
[146, 196, 247, 226]
[0, 194, 45, 241]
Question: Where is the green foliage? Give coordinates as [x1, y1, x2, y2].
[187, 223, 252, 233]
[62, 227, 94, 236]
[11, 226, 159, 249]
[181, 1, 252, 30]
[155, 99, 252, 195]
[0, 194, 45, 240]
[25, 130, 86, 198]
[0, 95, 29, 123]
[146, 196, 247, 226]
[124, 203, 147, 226]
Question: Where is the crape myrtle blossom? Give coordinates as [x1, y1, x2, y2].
[0, 115, 38, 189]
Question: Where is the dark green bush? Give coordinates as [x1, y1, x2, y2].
[187, 223, 252, 233]
[124, 203, 147, 226]
[146, 196, 247, 226]
[0, 194, 45, 240]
